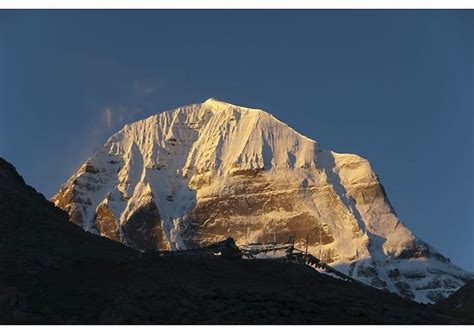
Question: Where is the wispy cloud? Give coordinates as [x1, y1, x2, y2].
[133, 79, 156, 97]
[103, 107, 114, 128]
[81, 104, 146, 157]
[98, 104, 156, 139]
[81, 76, 165, 156]
[101, 105, 132, 129]
[132, 78, 166, 98]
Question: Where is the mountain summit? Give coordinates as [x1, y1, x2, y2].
[53, 99, 471, 303]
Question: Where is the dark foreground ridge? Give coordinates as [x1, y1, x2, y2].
[0, 157, 471, 324]
[435, 280, 474, 321]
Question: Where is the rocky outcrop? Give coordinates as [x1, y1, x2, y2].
[122, 201, 166, 250]
[94, 202, 120, 241]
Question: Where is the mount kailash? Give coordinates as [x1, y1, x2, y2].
[53, 98, 472, 303]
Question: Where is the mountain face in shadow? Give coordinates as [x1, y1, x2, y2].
[52, 99, 471, 303]
[0, 157, 471, 324]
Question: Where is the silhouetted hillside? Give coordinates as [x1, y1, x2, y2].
[435, 280, 474, 321]
[0, 157, 470, 324]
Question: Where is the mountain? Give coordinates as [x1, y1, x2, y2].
[53, 98, 472, 303]
[0, 156, 471, 324]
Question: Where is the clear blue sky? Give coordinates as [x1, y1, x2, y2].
[0, 10, 472, 271]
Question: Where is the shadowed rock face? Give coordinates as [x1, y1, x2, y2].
[0, 156, 472, 324]
[51, 99, 472, 303]
[122, 201, 166, 251]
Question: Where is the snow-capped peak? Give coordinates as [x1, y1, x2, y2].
[53, 98, 472, 303]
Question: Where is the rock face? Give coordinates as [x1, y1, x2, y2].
[53, 98, 472, 303]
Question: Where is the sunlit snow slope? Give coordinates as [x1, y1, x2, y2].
[53, 98, 472, 303]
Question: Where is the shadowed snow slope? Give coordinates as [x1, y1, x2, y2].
[53, 98, 472, 303]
